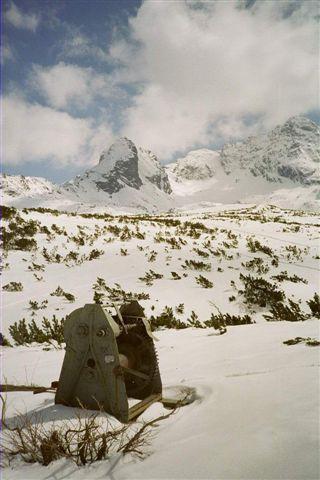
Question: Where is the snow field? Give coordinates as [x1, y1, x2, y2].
[1, 204, 319, 479]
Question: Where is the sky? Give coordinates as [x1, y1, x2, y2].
[1, 0, 319, 183]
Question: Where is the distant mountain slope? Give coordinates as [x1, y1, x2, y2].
[2, 117, 319, 212]
[167, 116, 319, 211]
[220, 116, 319, 184]
[1, 174, 56, 203]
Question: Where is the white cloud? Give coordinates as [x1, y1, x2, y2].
[3, 94, 93, 166]
[31, 62, 121, 110]
[109, 0, 319, 159]
[1, 42, 15, 63]
[5, 2, 40, 32]
[61, 31, 110, 63]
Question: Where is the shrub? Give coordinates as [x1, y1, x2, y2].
[246, 237, 273, 256]
[195, 275, 213, 289]
[8, 316, 65, 346]
[93, 279, 149, 302]
[272, 271, 307, 284]
[175, 303, 185, 314]
[29, 300, 48, 311]
[285, 245, 303, 261]
[239, 274, 285, 307]
[1, 404, 176, 467]
[150, 307, 187, 330]
[264, 300, 309, 322]
[88, 249, 104, 260]
[139, 270, 163, 286]
[283, 337, 320, 346]
[182, 260, 211, 271]
[242, 257, 269, 275]
[307, 293, 320, 318]
[193, 248, 209, 258]
[1, 205, 16, 220]
[171, 272, 181, 280]
[0, 332, 12, 347]
[28, 262, 45, 272]
[205, 312, 253, 328]
[50, 286, 75, 302]
[187, 311, 204, 328]
[3, 282, 23, 292]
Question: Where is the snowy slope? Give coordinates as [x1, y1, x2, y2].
[2, 320, 319, 480]
[1, 205, 319, 479]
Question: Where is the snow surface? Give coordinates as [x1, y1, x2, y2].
[1, 204, 320, 479]
[1, 321, 319, 480]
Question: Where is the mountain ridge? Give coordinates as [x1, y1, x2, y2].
[2, 116, 319, 212]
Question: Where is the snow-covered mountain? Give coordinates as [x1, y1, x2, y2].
[61, 137, 173, 212]
[2, 116, 319, 212]
[166, 116, 319, 211]
[1, 174, 56, 204]
[167, 149, 222, 182]
[220, 116, 319, 184]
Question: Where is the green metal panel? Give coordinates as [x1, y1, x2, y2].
[55, 304, 129, 423]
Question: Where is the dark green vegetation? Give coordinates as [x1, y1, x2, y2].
[8, 316, 65, 346]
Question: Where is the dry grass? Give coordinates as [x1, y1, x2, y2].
[1, 395, 176, 466]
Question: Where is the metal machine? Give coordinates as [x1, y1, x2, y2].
[55, 300, 162, 423]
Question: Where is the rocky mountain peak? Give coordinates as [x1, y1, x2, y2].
[62, 137, 172, 204]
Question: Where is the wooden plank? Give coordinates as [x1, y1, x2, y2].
[128, 393, 162, 421]
[1, 384, 44, 393]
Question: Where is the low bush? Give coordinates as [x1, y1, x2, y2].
[264, 300, 309, 322]
[239, 274, 285, 308]
[182, 260, 211, 271]
[307, 293, 320, 318]
[204, 312, 253, 329]
[195, 275, 213, 288]
[150, 307, 187, 330]
[8, 316, 65, 346]
[1, 402, 176, 466]
[246, 237, 273, 256]
[272, 271, 307, 284]
[3, 282, 23, 292]
[139, 270, 163, 286]
[50, 286, 75, 302]
[0, 333, 12, 347]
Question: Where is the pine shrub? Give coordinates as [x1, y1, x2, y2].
[307, 293, 320, 318]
